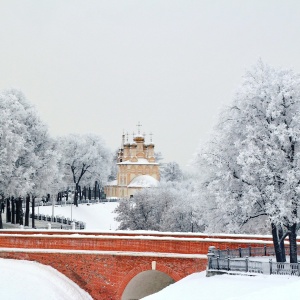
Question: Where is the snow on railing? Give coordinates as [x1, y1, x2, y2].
[207, 246, 300, 276]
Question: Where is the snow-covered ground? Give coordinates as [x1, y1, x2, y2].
[35, 201, 119, 230]
[2, 259, 300, 300]
[0, 258, 92, 300]
[143, 271, 300, 300]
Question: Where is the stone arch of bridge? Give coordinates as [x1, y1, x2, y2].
[117, 262, 181, 300]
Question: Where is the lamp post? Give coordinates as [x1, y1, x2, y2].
[51, 194, 55, 222]
[37, 199, 40, 219]
[71, 201, 73, 222]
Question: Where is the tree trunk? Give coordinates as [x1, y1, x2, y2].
[88, 187, 91, 201]
[6, 198, 11, 223]
[25, 195, 30, 226]
[74, 183, 79, 207]
[18, 197, 23, 225]
[271, 223, 284, 262]
[0, 212, 2, 229]
[11, 198, 15, 224]
[32, 197, 35, 228]
[288, 223, 298, 263]
[278, 225, 286, 262]
[94, 181, 97, 200]
[83, 186, 87, 200]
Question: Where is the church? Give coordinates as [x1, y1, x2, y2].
[104, 125, 160, 199]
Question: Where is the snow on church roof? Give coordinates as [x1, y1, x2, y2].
[127, 175, 159, 188]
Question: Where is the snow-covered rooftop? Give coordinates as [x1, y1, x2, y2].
[128, 175, 159, 188]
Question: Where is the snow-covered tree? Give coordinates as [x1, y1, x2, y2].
[195, 61, 300, 262]
[57, 134, 112, 206]
[108, 149, 118, 181]
[114, 180, 203, 232]
[0, 90, 34, 198]
[0, 89, 60, 196]
[154, 151, 164, 163]
[0, 89, 61, 227]
[160, 161, 183, 182]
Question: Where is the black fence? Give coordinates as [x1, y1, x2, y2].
[30, 213, 86, 230]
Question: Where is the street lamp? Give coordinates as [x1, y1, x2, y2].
[71, 200, 73, 222]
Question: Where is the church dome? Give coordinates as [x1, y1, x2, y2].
[127, 175, 159, 188]
[133, 134, 144, 143]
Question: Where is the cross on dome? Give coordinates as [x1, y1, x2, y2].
[149, 132, 153, 143]
[136, 121, 142, 134]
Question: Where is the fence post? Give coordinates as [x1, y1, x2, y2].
[207, 251, 215, 270]
[217, 255, 220, 270]
[245, 256, 249, 272]
[218, 248, 221, 257]
[239, 246, 242, 258]
[227, 247, 230, 257]
[206, 246, 215, 269]
[227, 257, 230, 271]
[269, 259, 272, 275]
[249, 244, 252, 257]
[264, 244, 267, 256]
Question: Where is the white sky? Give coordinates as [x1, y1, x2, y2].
[1, 0, 300, 168]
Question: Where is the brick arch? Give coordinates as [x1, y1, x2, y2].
[117, 262, 181, 299]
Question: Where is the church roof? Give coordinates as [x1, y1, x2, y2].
[127, 175, 159, 188]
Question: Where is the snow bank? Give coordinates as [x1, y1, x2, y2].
[142, 271, 300, 300]
[0, 258, 92, 300]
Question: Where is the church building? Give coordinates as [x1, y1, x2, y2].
[104, 126, 160, 199]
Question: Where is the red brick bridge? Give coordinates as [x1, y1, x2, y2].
[0, 230, 273, 299]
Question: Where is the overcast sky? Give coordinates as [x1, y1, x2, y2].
[1, 0, 300, 168]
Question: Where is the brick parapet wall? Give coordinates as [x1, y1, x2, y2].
[0, 232, 278, 255]
[0, 229, 278, 240]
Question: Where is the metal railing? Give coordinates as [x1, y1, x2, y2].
[211, 245, 300, 258]
[207, 245, 300, 276]
[30, 213, 86, 230]
[270, 261, 300, 276]
[209, 256, 264, 274]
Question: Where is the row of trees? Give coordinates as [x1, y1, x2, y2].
[115, 61, 300, 263]
[0, 89, 112, 228]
